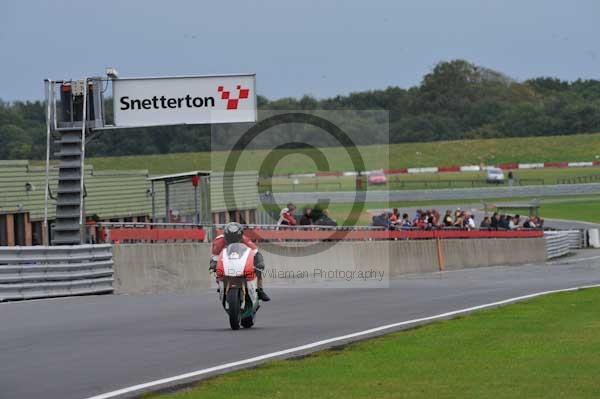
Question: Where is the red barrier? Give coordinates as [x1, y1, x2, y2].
[107, 227, 206, 243]
[594, 161, 600, 166]
[383, 168, 408, 175]
[219, 228, 543, 242]
[499, 163, 519, 170]
[544, 162, 568, 168]
[438, 166, 461, 173]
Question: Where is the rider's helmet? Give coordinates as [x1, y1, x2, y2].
[223, 222, 243, 244]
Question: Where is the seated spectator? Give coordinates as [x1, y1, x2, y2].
[513, 214, 521, 228]
[415, 213, 428, 230]
[390, 208, 400, 224]
[278, 203, 297, 226]
[400, 213, 412, 229]
[498, 215, 510, 229]
[490, 212, 500, 229]
[443, 210, 453, 227]
[315, 209, 337, 227]
[480, 216, 491, 228]
[412, 209, 422, 226]
[465, 212, 476, 229]
[299, 207, 313, 225]
[453, 212, 465, 228]
[508, 215, 517, 230]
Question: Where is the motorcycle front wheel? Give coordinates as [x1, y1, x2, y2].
[227, 288, 242, 330]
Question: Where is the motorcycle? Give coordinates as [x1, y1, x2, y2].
[215, 242, 260, 330]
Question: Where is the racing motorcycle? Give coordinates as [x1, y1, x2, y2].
[215, 242, 260, 330]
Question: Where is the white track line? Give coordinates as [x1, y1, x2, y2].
[85, 283, 600, 399]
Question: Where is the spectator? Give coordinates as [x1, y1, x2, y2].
[315, 209, 337, 227]
[400, 213, 412, 229]
[278, 203, 297, 226]
[480, 216, 492, 228]
[465, 212, 476, 229]
[508, 170, 514, 187]
[390, 208, 400, 224]
[498, 215, 510, 229]
[508, 215, 517, 230]
[490, 212, 500, 229]
[299, 207, 313, 225]
[443, 210, 453, 226]
[454, 208, 462, 221]
[453, 212, 465, 228]
[513, 214, 521, 228]
[412, 209, 422, 226]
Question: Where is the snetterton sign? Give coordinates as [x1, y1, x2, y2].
[112, 74, 256, 127]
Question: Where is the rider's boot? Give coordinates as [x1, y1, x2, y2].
[257, 288, 271, 301]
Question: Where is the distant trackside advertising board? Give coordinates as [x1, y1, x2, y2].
[112, 74, 257, 127]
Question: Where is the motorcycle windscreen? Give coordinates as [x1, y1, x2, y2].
[221, 243, 254, 277]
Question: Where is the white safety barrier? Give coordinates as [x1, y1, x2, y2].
[407, 167, 439, 174]
[588, 229, 600, 249]
[518, 163, 545, 169]
[544, 232, 571, 259]
[544, 230, 585, 259]
[568, 162, 594, 168]
[0, 244, 113, 301]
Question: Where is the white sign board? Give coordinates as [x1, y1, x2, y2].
[112, 74, 256, 127]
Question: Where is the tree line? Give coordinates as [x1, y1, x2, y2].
[2, 59, 600, 160]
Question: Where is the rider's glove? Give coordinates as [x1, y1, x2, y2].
[209, 255, 218, 272]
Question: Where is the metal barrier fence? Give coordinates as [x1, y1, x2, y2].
[544, 231, 571, 259]
[557, 174, 600, 185]
[0, 244, 114, 301]
[544, 230, 586, 259]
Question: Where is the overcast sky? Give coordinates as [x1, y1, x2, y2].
[1, 0, 599, 102]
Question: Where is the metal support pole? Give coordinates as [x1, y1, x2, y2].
[151, 180, 156, 222]
[43, 80, 52, 246]
[194, 183, 199, 224]
[79, 78, 88, 229]
[165, 182, 170, 223]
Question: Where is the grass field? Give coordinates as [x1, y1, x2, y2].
[89, 132, 600, 175]
[153, 288, 600, 399]
[541, 199, 600, 223]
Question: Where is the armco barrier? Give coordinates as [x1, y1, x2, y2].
[0, 244, 114, 301]
[544, 232, 571, 259]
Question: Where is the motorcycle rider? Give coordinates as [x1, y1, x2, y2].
[209, 222, 271, 301]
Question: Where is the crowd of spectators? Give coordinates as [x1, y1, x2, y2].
[277, 203, 338, 227]
[372, 208, 544, 230]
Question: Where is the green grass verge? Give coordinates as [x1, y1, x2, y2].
[89, 132, 600, 175]
[152, 288, 600, 399]
[541, 199, 600, 223]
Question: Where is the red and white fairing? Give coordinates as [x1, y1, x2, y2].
[216, 243, 257, 280]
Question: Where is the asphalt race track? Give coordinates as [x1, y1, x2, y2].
[2, 251, 600, 399]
